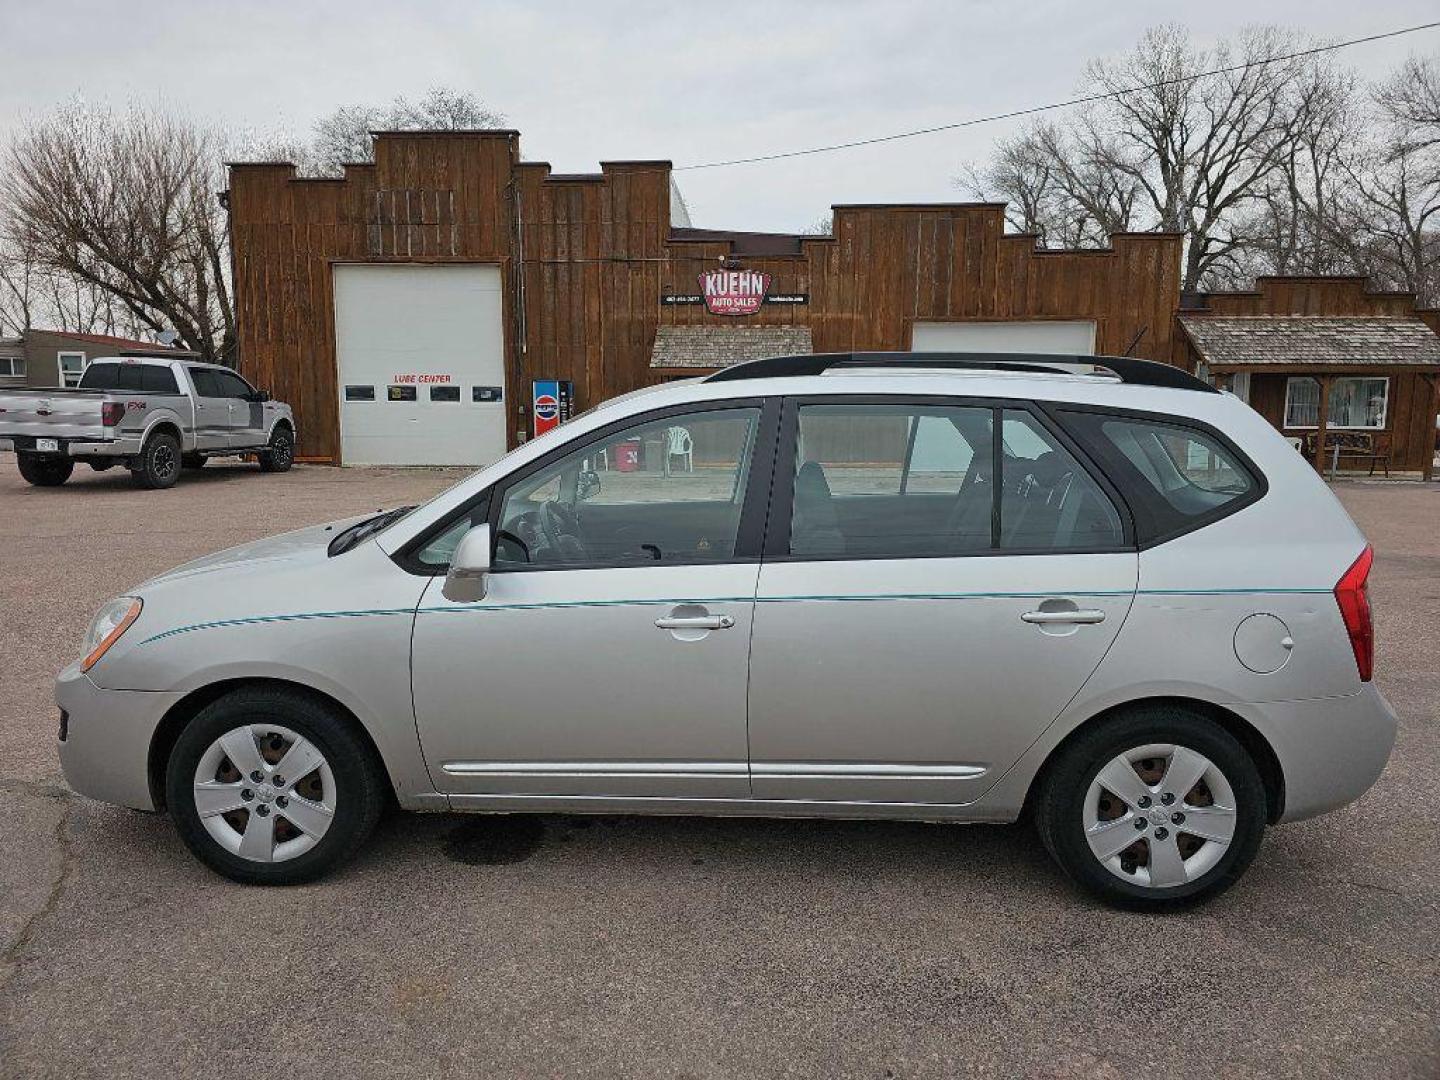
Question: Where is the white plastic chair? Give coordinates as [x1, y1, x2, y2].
[665, 426, 693, 474]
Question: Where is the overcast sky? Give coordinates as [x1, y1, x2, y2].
[2, 0, 1437, 232]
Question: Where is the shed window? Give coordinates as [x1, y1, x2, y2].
[1284, 377, 1388, 430]
[344, 385, 376, 401]
[388, 385, 417, 402]
[0, 357, 24, 377]
[429, 385, 461, 402]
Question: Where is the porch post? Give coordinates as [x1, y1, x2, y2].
[1425, 373, 1439, 483]
[1313, 374, 1332, 475]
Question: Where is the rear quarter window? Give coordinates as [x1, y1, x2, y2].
[1058, 411, 1262, 545]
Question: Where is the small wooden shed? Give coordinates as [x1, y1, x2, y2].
[1176, 280, 1440, 480]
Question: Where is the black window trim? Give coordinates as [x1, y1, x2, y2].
[392, 396, 781, 577]
[763, 393, 1136, 564]
[1041, 401, 1268, 550]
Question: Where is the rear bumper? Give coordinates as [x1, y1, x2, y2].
[1248, 683, 1398, 822]
[5, 434, 138, 458]
[56, 662, 183, 812]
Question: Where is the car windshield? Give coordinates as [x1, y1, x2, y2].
[327, 505, 416, 557]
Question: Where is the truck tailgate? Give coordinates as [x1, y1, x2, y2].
[0, 389, 109, 444]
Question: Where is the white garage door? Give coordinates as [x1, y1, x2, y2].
[911, 320, 1096, 355]
[334, 264, 507, 466]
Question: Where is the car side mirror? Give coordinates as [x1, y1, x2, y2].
[252, 389, 272, 403]
[442, 523, 492, 603]
[578, 469, 601, 501]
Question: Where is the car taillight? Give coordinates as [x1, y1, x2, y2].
[101, 401, 125, 427]
[1334, 544, 1374, 682]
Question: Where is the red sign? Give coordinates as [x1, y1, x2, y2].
[698, 268, 771, 316]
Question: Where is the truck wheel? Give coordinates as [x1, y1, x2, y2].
[258, 426, 295, 473]
[182, 453, 207, 470]
[17, 453, 74, 487]
[131, 431, 181, 489]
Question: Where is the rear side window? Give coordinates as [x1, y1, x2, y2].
[1060, 411, 1260, 544]
[785, 403, 1125, 559]
[142, 365, 179, 394]
[78, 364, 118, 390]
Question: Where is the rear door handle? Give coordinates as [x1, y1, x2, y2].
[655, 615, 735, 630]
[1021, 609, 1106, 625]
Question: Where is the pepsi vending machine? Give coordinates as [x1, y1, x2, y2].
[531, 380, 575, 438]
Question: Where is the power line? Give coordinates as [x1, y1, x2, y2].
[674, 21, 1440, 172]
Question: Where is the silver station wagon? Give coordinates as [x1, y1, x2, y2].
[58, 352, 1396, 907]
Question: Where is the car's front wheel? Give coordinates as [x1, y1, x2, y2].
[1035, 706, 1266, 909]
[166, 687, 386, 885]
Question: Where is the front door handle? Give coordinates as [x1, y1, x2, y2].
[1021, 609, 1106, 625]
[655, 615, 735, 630]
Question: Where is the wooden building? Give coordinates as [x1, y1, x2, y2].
[1176, 279, 1440, 478]
[226, 130, 1438, 475]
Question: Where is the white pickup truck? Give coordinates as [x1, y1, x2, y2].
[0, 353, 295, 489]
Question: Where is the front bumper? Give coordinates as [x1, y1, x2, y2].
[56, 662, 184, 811]
[1248, 683, 1399, 822]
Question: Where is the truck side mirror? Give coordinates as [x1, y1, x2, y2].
[252, 389, 273, 403]
[578, 469, 601, 501]
[443, 524, 492, 603]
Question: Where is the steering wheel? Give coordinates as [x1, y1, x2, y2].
[539, 500, 587, 562]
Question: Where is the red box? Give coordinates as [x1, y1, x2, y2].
[615, 440, 640, 473]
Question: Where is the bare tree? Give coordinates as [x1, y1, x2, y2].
[1331, 60, 1440, 305]
[960, 26, 1343, 289]
[309, 87, 505, 174]
[1376, 55, 1440, 148]
[798, 214, 833, 236]
[3, 101, 235, 361]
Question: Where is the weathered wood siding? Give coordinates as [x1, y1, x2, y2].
[228, 133, 1182, 462]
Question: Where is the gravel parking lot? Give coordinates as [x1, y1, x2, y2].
[1, 456, 1436, 1079]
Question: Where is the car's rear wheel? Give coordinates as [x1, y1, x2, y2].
[1036, 706, 1266, 909]
[17, 452, 73, 487]
[257, 425, 294, 472]
[131, 431, 181, 489]
[166, 687, 386, 885]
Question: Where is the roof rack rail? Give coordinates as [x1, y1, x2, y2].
[705, 351, 1218, 393]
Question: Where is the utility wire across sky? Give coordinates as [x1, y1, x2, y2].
[672, 20, 1440, 172]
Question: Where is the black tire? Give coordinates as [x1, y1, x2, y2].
[1035, 705, 1266, 909]
[166, 687, 386, 885]
[17, 453, 73, 487]
[181, 453, 207, 470]
[131, 431, 182, 489]
[257, 425, 295, 472]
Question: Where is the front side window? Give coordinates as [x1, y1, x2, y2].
[493, 407, 761, 569]
[1284, 377, 1389, 430]
[787, 403, 1123, 559]
[213, 370, 254, 399]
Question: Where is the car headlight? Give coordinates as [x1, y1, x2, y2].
[81, 597, 143, 672]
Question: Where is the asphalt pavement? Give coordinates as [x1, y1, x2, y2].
[1, 456, 1436, 1079]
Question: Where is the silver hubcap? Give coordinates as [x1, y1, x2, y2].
[153, 443, 176, 478]
[1083, 742, 1238, 889]
[193, 723, 336, 863]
